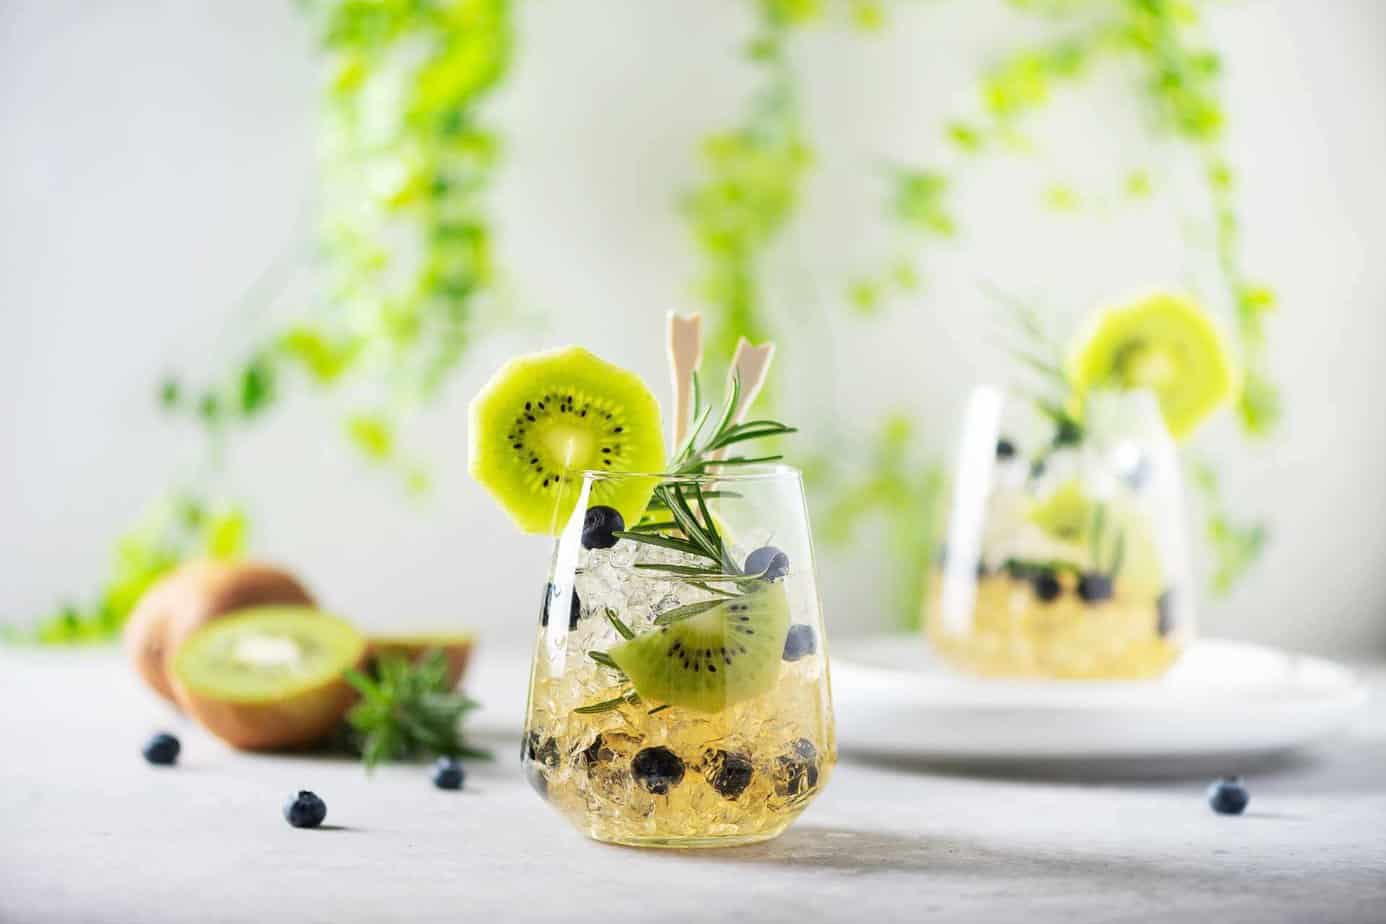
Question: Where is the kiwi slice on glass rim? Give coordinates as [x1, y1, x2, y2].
[1066, 291, 1235, 441]
[468, 346, 666, 535]
[608, 582, 791, 714]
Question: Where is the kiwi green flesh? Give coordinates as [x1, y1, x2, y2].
[469, 347, 666, 535]
[608, 583, 790, 714]
[172, 607, 364, 704]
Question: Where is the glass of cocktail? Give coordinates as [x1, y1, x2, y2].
[523, 465, 834, 847]
[928, 386, 1197, 679]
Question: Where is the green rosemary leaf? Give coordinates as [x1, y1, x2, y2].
[602, 607, 636, 641]
[673, 403, 715, 466]
[574, 690, 640, 715]
[611, 530, 713, 560]
[700, 454, 783, 468]
[634, 564, 749, 581]
[647, 704, 672, 715]
[706, 422, 796, 450]
[652, 598, 726, 625]
[663, 485, 722, 561]
[690, 370, 702, 422]
[692, 487, 722, 558]
[629, 520, 679, 533]
[587, 649, 625, 671]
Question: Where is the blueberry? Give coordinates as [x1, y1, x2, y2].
[782, 624, 817, 662]
[1052, 417, 1083, 448]
[433, 757, 465, 791]
[1031, 569, 1062, 602]
[775, 739, 820, 798]
[1077, 572, 1114, 603]
[1208, 777, 1249, 815]
[582, 734, 613, 768]
[631, 746, 685, 795]
[581, 505, 625, 550]
[1157, 589, 1176, 637]
[704, 749, 755, 800]
[142, 732, 180, 766]
[283, 790, 327, 828]
[995, 437, 1017, 460]
[745, 546, 789, 580]
[525, 731, 560, 769]
[539, 583, 581, 630]
[1005, 559, 1033, 580]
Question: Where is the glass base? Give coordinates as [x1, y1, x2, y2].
[589, 827, 789, 850]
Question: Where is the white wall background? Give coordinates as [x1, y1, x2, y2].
[3, 1, 1384, 655]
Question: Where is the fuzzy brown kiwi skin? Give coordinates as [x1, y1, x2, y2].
[123, 559, 314, 704]
[364, 636, 475, 690]
[171, 663, 362, 752]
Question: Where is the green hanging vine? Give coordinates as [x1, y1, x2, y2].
[22, 0, 514, 643]
[22, 0, 1279, 642]
[825, 0, 1278, 624]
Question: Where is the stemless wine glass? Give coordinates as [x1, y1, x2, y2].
[927, 386, 1196, 680]
[521, 465, 834, 848]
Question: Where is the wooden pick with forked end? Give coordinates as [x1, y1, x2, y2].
[667, 312, 703, 448]
[709, 337, 776, 460]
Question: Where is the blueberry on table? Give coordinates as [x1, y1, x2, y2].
[1208, 777, 1249, 815]
[433, 757, 466, 791]
[782, 624, 817, 662]
[1077, 572, 1114, 603]
[745, 546, 789, 581]
[283, 791, 327, 828]
[631, 746, 685, 795]
[142, 732, 180, 766]
[1032, 570, 1062, 602]
[581, 505, 625, 550]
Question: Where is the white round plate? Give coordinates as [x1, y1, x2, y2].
[831, 635, 1368, 765]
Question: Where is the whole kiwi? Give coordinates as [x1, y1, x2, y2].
[123, 559, 315, 704]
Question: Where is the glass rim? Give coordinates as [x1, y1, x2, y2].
[578, 462, 802, 483]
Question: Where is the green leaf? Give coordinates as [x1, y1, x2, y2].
[652, 598, 726, 626]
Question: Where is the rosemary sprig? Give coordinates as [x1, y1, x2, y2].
[577, 370, 795, 719]
[667, 372, 797, 476]
[344, 650, 491, 771]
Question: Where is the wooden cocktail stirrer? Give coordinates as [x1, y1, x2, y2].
[667, 312, 703, 448]
[709, 336, 775, 460]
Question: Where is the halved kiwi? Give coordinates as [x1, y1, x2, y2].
[1067, 292, 1235, 441]
[364, 633, 475, 690]
[468, 346, 666, 535]
[123, 559, 315, 704]
[608, 583, 791, 714]
[170, 606, 365, 751]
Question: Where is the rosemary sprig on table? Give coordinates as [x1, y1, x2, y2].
[344, 650, 491, 771]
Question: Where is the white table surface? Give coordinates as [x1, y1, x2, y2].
[3, 646, 1384, 924]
